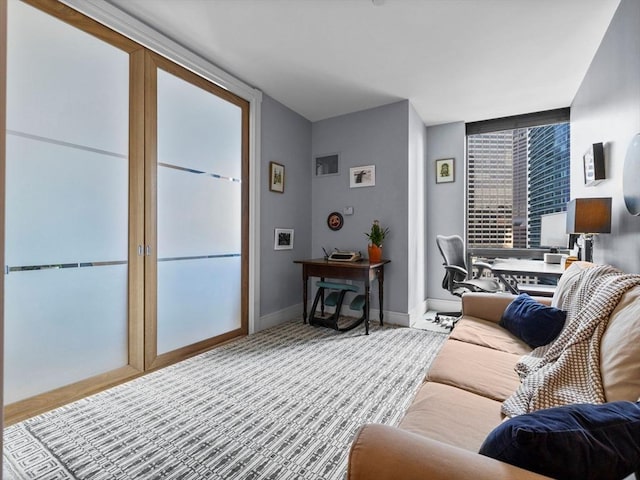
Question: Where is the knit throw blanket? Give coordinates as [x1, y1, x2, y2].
[502, 264, 640, 417]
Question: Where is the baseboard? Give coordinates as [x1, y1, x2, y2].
[407, 300, 428, 327]
[427, 298, 462, 314]
[257, 303, 303, 332]
[258, 303, 410, 330]
[370, 308, 410, 327]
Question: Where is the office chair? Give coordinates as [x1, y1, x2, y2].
[435, 234, 503, 323]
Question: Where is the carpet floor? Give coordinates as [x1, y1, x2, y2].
[3, 320, 446, 480]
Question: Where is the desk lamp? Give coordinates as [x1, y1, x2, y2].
[566, 197, 612, 263]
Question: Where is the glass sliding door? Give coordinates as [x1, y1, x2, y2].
[4, 0, 142, 408]
[3, 0, 249, 419]
[146, 53, 248, 368]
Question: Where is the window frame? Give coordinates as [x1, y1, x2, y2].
[464, 109, 571, 262]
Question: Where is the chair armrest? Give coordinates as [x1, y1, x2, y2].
[348, 424, 552, 480]
[473, 261, 493, 270]
[471, 261, 517, 291]
[471, 261, 494, 277]
[461, 292, 552, 323]
[444, 264, 468, 277]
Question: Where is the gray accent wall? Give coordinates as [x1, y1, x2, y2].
[260, 95, 312, 321]
[570, 0, 640, 273]
[425, 122, 466, 302]
[311, 101, 410, 318]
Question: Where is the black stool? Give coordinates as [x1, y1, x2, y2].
[309, 281, 367, 332]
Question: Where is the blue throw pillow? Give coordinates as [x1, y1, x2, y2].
[499, 293, 566, 348]
[479, 402, 640, 480]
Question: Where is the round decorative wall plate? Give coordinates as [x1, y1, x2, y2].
[327, 211, 344, 231]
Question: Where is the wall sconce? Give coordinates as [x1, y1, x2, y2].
[566, 197, 612, 263]
[583, 142, 605, 186]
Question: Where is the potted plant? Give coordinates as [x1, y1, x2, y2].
[365, 220, 389, 263]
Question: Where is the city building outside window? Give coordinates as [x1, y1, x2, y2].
[466, 122, 570, 250]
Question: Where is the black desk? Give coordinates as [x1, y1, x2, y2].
[293, 258, 390, 335]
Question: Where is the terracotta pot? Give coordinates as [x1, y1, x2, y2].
[368, 244, 382, 263]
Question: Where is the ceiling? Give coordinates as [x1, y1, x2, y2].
[106, 0, 621, 126]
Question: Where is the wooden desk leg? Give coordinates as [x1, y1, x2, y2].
[320, 276, 325, 316]
[364, 285, 370, 335]
[302, 269, 308, 324]
[377, 267, 384, 326]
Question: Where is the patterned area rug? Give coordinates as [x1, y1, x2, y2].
[3, 320, 446, 480]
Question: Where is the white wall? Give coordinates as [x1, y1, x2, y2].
[570, 0, 640, 272]
[425, 122, 466, 308]
[408, 104, 428, 322]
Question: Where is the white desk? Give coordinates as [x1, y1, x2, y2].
[490, 259, 564, 296]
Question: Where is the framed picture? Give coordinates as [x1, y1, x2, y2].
[349, 165, 376, 188]
[314, 153, 340, 176]
[274, 228, 294, 250]
[435, 158, 455, 184]
[269, 162, 285, 193]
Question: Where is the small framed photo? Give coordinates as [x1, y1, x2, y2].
[435, 158, 454, 184]
[349, 165, 376, 188]
[274, 228, 294, 250]
[269, 161, 285, 193]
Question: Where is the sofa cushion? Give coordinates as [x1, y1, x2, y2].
[400, 382, 505, 452]
[551, 261, 594, 308]
[426, 339, 521, 402]
[461, 292, 526, 324]
[479, 401, 640, 480]
[601, 285, 640, 401]
[499, 294, 566, 348]
[450, 316, 532, 356]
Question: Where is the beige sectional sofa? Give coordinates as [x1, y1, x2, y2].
[348, 262, 640, 479]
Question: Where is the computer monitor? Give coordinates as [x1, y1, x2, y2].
[540, 211, 568, 250]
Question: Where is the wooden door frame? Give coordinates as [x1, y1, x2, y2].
[143, 51, 249, 371]
[3, 0, 251, 425]
[3, 0, 145, 425]
[1, 0, 8, 447]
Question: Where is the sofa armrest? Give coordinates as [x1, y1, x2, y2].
[348, 424, 552, 480]
[461, 292, 517, 323]
[461, 292, 551, 324]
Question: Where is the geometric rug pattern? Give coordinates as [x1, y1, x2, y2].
[3, 320, 446, 480]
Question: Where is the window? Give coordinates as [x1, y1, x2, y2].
[466, 110, 570, 250]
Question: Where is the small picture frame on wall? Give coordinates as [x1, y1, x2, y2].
[274, 228, 294, 250]
[435, 158, 455, 184]
[269, 162, 285, 193]
[349, 165, 376, 188]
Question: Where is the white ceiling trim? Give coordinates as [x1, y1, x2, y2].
[60, 0, 262, 104]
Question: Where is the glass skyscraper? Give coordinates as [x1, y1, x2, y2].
[527, 124, 571, 247]
[467, 123, 570, 249]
